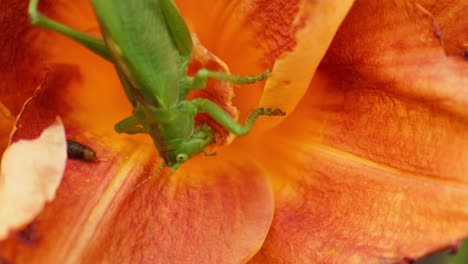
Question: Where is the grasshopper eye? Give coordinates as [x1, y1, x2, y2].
[176, 153, 188, 163]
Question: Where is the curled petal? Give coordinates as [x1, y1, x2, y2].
[258, 0, 355, 132]
[0, 119, 66, 240]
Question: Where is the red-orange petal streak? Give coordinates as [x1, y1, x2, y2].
[0, 1, 46, 116]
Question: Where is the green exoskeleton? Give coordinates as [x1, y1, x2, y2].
[28, 0, 285, 171]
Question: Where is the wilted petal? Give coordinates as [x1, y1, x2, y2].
[249, 0, 468, 262]
[0, 119, 66, 240]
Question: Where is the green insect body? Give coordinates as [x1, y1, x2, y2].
[28, 0, 285, 171]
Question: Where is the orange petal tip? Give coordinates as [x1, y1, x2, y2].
[257, 0, 355, 132]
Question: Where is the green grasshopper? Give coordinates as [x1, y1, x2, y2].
[28, 0, 285, 171]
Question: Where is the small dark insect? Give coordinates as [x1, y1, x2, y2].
[66, 139, 97, 162]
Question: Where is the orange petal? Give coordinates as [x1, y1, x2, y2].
[79, 157, 273, 263]
[251, 137, 468, 262]
[0, 45, 273, 264]
[248, 0, 468, 262]
[0, 119, 66, 240]
[1, 150, 273, 262]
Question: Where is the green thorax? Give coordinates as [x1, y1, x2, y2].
[142, 102, 215, 166]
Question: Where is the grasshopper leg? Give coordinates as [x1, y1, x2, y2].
[187, 69, 271, 90]
[202, 150, 216, 157]
[28, 0, 111, 61]
[191, 98, 285, 136]
[115, 115, 148, 134]
[28, 0, 141, 105]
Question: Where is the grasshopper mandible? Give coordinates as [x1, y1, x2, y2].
[28, 0, 285, 171]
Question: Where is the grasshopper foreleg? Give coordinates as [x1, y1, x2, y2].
[114, 115, 148, 134]
[28, 0, 111, 61]
[187, 69, 271, 90]
[191, 98, 285, 136]
[202, 150, 216, 157]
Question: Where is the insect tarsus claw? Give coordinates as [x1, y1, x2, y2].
[259, 107, 285, 116]
[203, 150, 216, 157]
[271, 108, 286, 116]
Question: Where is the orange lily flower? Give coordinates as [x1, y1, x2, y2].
[1, 0, 467, 263]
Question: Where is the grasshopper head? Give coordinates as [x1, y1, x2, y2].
[164, 125, 215, 168]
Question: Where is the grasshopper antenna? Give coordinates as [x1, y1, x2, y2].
[148, 165, 179, 206]
[133, 163, 180, 215]
[131, 161, 166, 192]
